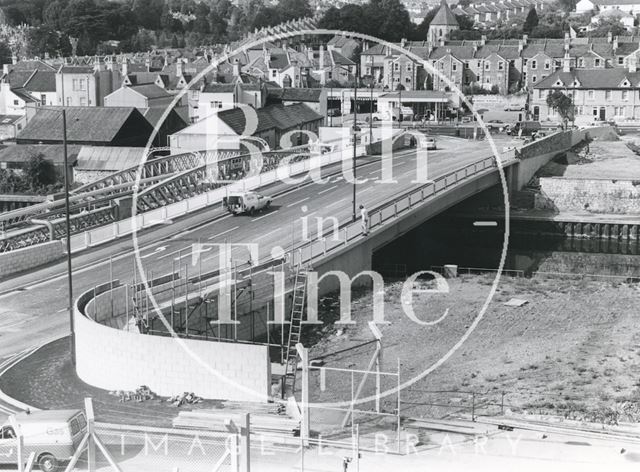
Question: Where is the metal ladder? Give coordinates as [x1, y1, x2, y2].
[282, 264, 308, 398]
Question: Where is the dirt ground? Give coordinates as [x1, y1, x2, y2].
[306, 273, 640, 425]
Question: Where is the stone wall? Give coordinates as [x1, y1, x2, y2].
[0, 241, 65, 279]
[538, 177, 640, 214]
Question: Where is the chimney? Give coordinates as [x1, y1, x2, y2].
[145, 54, 151, 72]
[518, 40, 524, 53]
[613, 36, 619, 51]
[11, 53, 17, 65]
[401, 38, 407, 48]
[630, 55, 637, 73]
[607, 31, 613, 43]
[121, 58, 128, 77]
[522, 34, 528, 45]
[473, 41, 479, 53]
[439, 37, 445, 47]
[564, 32, 570, 52]
[93, 55, 102, 72]
[481, 35, 487, 46]
[232, 62, 240, 77]
[176, 58, 183, 77]
[319, 45, 325, 70]
[2, 64, 8, 75]
[563, 52, 571, 73]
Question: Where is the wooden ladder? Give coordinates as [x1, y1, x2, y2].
[282, 264, 308, 398]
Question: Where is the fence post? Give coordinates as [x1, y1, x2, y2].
[501, 392, 505, 416]
[471, 392, 476, 422]
[239, 413, 250, 472]
[8, 415, 23, 472]
[296, 343, 310, 444]
[85, 397, 96, 472]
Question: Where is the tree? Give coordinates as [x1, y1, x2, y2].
[0, 42, 12, 65]
[588, 17, 630, 37]
[523, 7, 539, 34]
[25, 152, 56, 190]
[546, 90, 574, 126]
[410, 8, 437, 40]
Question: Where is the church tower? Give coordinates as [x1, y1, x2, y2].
[428, 0, 460, 43]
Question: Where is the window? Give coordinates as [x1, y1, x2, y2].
[623, 90, 629, 100]
[588, 90, 594, 99]
[271, 70, 276, 78]
[578, 58, 584, 67]
[40, 94, 46, 104]
[485, 77, 490, 83]
[523, 59, 528, 66]
[13, 100, 18, 106]
[0, 426, 15, 439]
[619, 57, 625, 65]
[72, 78, 86, 91]
[210, 101, 223, 108]
[394, 63, 399, 71]
[485, 62, 490, 71]
[531, 60, 537, 69]
[477, 60, 481, 68]
[452, 63, 457, 72]
[595, 58, 601, 67]
[578, 106, 583, 115]
[79, 97, 86, 106]
[544, 61, 550, 70]
[532, 75, 537, 83]
[605, 90, 611, 100]
[406, 63, 411, 71]
[537, 89, 543, 99]
[465, 61, 469, 69]
[66, 97, 71, 106]
[498, 62, 504, 71]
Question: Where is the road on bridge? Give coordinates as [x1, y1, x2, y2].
[0, 135, 514, 360]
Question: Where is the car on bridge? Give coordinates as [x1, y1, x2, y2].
[224, 191, 272, 216]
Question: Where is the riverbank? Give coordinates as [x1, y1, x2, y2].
[308, 273, 640, 425]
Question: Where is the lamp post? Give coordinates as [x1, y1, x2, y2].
[352, 62, 359, 223]
[62, 109, 75, 366]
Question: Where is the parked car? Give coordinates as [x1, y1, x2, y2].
[504, 103, 526, 111]
[0, 409, 87, 472]
[223, 191, 272, 216]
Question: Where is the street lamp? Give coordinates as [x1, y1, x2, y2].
[352, 61, 359, 223]
[61, 109, 75, 366]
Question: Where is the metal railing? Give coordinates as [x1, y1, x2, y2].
[292, 155, 497, 267]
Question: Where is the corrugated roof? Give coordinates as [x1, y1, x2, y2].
[534, 68, 639, 89]
[58, 66, 95, 74]
[76, 146, 147, 171]
[0, 144, 81, 165]
[18, 107, 144, 143]
[272, 88, 322, 102]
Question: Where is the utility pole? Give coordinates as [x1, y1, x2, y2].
[352, 62, 359, 222]
[62, 109, 75, 366]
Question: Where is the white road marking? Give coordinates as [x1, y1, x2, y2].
[326, 201, 343, 209]
[255, 229, 280, 241]
[286, 197, 309, 208]
[252, 212, 275, 222]
[473, 221, 498, 227]
[318, 185, 338, 194]
[207, 226, 240, 241]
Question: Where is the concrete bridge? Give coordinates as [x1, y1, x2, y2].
[64, 127, 604, 402]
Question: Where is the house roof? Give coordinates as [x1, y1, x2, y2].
[0, 115, 22, 125]
[594, 0, 640, 4]
[432, 0, 460, 26]
[216, 103, 322, 135]
[534, 68, 640, 89]
[128, 84, 172, 100]
[23, 70, 56, 92]
[10, 60, 55, 72]
[0, 144, 81, 165]
[202, 83, 237, 93]
[270, 88, 322, 102]
[17, 107, 145, 143]
[76, 146, 146, 171]
[141, 107, 188, 129]
[58, 66, 95, 74]
[11, 88, 39, 103]
[330, 50, 355, 66]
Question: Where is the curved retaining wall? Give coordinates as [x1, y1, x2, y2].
[74, 286, 270, 402]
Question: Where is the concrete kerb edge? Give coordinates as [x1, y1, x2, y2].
[0, 338, 66, 412]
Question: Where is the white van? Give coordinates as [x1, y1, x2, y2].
[0, 409, 87, 472]
[223, 191, 272, 215]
